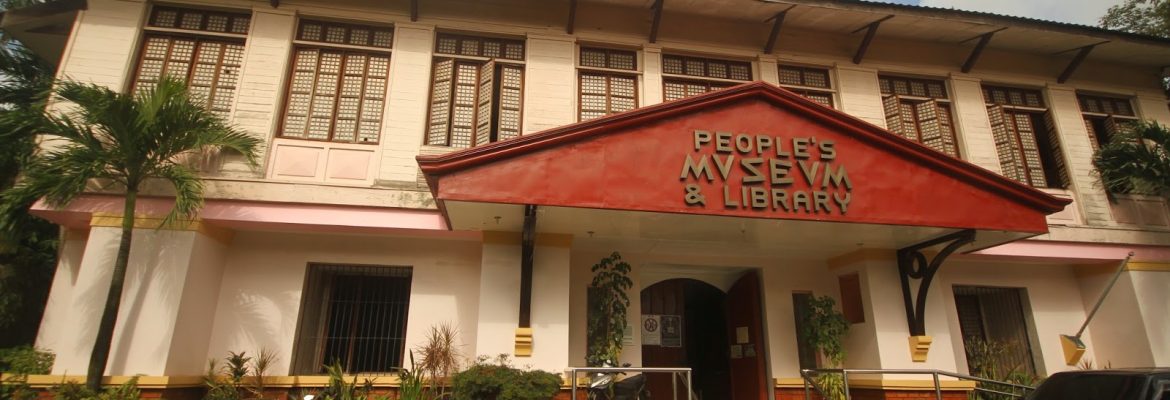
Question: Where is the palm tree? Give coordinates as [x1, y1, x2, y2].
[1093, 120, 1170, 200]
[0, 76, 261, 390]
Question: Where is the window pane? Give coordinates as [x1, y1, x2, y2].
[148, 6, 251, 35]
[279, 47, 390, 143]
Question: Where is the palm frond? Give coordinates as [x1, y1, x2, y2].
[1093, 120, 1170, 199]
[153, 163, 204, 228]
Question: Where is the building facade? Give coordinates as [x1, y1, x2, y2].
[6, 0, 1170, 398]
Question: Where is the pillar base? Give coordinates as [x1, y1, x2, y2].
[909, 335, 932, 362]
[515, 327, 533, 357]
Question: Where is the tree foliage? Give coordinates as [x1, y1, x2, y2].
[0, 76, 261, 390]
[585, 252, 632, 368]
[0, 43, 59, 348]
[1100, 0, 1170, 38]
[1093, 120, 1170, 199]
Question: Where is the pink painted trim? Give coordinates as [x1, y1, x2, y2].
[30, 194, 451, 234]
[971, 240, 1170, 263]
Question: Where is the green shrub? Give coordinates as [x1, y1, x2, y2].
[0, 346, 54, 375]
[50, 377, 140, 400]
[452, 356, 561, 400]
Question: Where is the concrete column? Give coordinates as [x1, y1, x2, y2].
[1076, 266, 1168, 368]
[1135, 93, 1170, 125]
[35, 230, 89, 357]
[54, 0, 146, 90]
[45, 216, 230, 376]
[380, 23, 435, 182]
[642, 45, 663, 106]
[757, 55, 779, 86]
[948, 75, 1001, 173]
[1046, 85, 1113, 226]
[221, 8, 295, 177]
[834, 65, 886, 128]
[830, 252, 961, 371]
[475, 232, 572, 371]
[523, 34, 576, 134]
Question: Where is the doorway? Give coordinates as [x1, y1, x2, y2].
[640, 271, 768, 400]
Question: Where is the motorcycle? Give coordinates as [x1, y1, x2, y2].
[588, 371, 650, 400]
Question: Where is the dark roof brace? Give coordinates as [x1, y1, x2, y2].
[566, 0, 577, 34]
[897, 229, 976, 339]
[1058, 41, 1108, 84]
[411, 0, 419, 22]
[852, 15, 893, 64]
[649, 0, 664, 43]
[960, 27, 1007, 73]
[763, 6, 795, 54]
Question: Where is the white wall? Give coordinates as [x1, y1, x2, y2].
[204, 231, 483, 375]
[939, 261, 1097, 376]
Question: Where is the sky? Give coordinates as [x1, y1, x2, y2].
[872, 0, 1126, 27]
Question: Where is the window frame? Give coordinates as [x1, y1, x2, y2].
[129, 5, 252, 118]
[425, 32, 527, 148]
[276, 19, 395, 145]
[878, 74, 961, 158]
[290, 263, 413, 375]
[777, 64, 836, 109]
[982, 84, 1070, 189]
[576, 46, 640, 122]
[660, 53, 753, 102]
[1077, 92, 1139, 151]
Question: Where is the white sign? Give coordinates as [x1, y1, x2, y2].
[641, 315, 662, 346]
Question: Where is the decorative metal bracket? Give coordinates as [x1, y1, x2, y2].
[896, 229, 975, 336]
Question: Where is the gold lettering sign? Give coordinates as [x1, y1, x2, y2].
[680, 130, 853, 214]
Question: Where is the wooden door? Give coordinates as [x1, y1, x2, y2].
[642, 280, 687, 399]
[725, 271, 768, 400]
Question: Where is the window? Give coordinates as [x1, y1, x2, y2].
[131, 6, 250, 119]
[661, 54, 752, 102]
[983, 85, 1069, 189]
[778, 65, 835, 108]
[425, 33, 524, 148]
[879, 76, 960, 157]
[791, 292, 819, 370]
[1078, 93, 1138, 151]
[278, 20, 393, 144]
[838, 274, 864, 324]
[578, 47, 638, 121]
[953, 286, 1036, 378]
[291, 264, 412, 374]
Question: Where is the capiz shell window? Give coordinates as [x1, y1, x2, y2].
[279, 20, 393, 144]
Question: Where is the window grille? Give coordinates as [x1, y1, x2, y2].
[778, 65, 834, 108]
[879, 75, 959, 157]
[297, 21, 393, 49]
[953, 286, 1037, 378]
[662, 55, 751, 81]
[427, 34, 525, 148]
[1078, 93, 1138, 151]
[435, 33, 524, 61]
[580, 47, 637, 71]
[148, 6, 251, 34]
[291, 264, 412, 374]
[984, 86, 1069, 188]
[663, 80, 735, 102]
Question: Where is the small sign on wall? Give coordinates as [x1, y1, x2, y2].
[641, 315, 661, 346]
[661, 315, 682, 347]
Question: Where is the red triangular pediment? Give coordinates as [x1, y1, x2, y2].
[418, 82, 1069, 234]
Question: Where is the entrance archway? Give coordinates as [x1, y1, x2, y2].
[641, 271, 768, 400]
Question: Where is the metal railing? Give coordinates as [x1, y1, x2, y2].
[800, 368, 1035, 400]
[566, 367, 693, 400]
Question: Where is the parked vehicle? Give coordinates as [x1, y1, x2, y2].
[1027, 368, 1170, 400]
